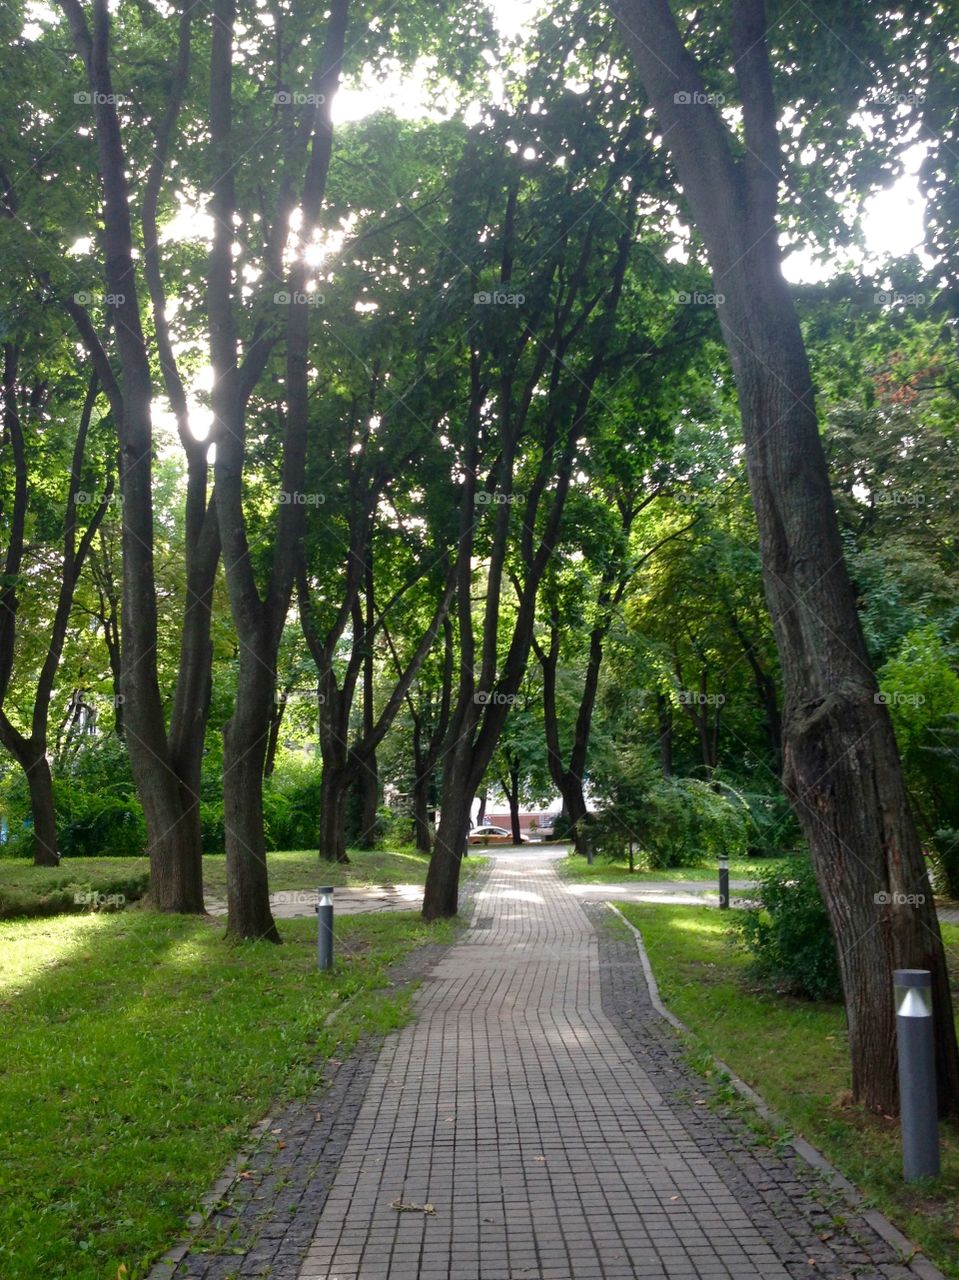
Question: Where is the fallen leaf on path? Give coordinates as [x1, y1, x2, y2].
[390, 1198, 435, 1215]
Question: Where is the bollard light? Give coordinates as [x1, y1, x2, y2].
[462, 832, 469, 860]
[718, 852, 730, 910]
[316, 886, 334, 971]
[894, 969, 940, 1181]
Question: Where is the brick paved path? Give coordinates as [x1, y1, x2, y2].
[296, 853, 937, 1280]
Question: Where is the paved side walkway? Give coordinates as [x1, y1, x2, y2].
[207, 877, 959, 925]
[295, 853, 936, 1280]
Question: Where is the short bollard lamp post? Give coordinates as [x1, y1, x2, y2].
[894, 969, 940, 1181]
[316, 886, 334, 972]
[718, 852, 730, 910]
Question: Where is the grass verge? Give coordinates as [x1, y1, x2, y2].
[556, 852, 796, 883]
[201, 845, 464, 897]
[0, 859, 150, 920]
[618, 901, 959, 1278]
[0, 907, 456, 1280]
[0, 846, 487, 919]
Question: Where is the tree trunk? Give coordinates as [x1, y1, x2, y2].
[412, 770, 432, 853]
[559, 775, 589, 855]
[506, 772, 522, 844]
[610, 0, 959, 1114]
[58, 0, 209, 915]
[656, 693, 673, 777]
[319, 765, 350, 864]
[25, 750, 58, 867]
[424, 760, 473, 920]
[222, 646, 279, 941]
[356, 754, 379, 848]
[475, 788, 488, 826]
[263, 689, 287, 779]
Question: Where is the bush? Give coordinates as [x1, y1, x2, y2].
[51, 738, 146, 858]
[262, 755, 321, 850]
[878, 627, 959, 898]
[56, 787, 147, 858]
[593, 772, 750, 870]
[731, 858, 841, 1000]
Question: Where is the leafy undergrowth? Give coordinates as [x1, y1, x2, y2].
[0, 908, 456, 1280]
[619, 902, 959, 1279]
[557, 852, 796, 883]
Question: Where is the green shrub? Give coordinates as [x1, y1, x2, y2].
[878, 627, 959, 898]
[731, 858, 841, 1000]
[263, 755, 321, 850]
[593, 772, 750, 870]
[199, 799, 225, 855]
[56, 788, 147, 859]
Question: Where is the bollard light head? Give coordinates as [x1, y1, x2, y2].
[894, 969, 933, 1017]
[719, 853, 729, 868]
[317, 885, 334, 907]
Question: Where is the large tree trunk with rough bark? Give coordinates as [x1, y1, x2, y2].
[609, 0, 959, 1113]
[24, 749, 57, 867]
[425, 753, 474, 921]
[222, 644, 279, 940]
[319, 765, 350, 864]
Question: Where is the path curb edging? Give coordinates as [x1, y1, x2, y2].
[605, 901, 947, 1280]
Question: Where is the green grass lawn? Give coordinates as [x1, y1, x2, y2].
[619, 902, 959, 1278]
[0, 906, 456, 1280]
[200, 846, 444, 898]
[0, 846, 485, 920]
[557, 852, 797, 883]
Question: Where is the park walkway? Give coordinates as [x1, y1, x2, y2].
[292, 850, 939, 1280]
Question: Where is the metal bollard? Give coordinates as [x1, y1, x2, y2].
[462, 833, 469, 860]
[316, 886, 334, 971]
[894, 969, 940, 1181]
[719, 852, 730, 910]
[585, 831, 593, 866]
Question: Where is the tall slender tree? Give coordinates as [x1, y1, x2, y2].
[606, 0, 959, 1111]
